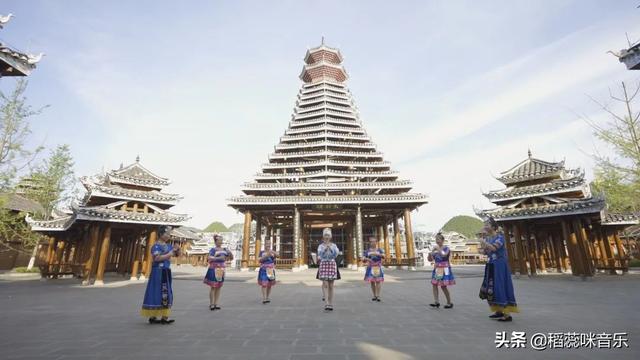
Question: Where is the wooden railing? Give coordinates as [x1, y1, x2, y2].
[383, 258, 417, 267]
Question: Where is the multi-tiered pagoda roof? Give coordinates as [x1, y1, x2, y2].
[482, 151, 605, 221]
[228, 42, 427, 210]
[28, 158, 189, 231]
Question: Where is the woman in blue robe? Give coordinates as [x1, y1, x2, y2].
[141, 225, 180, 324]
[479, 218, 519, 322]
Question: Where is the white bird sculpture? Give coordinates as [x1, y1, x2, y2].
[27, 52, 44, 64]
[0, 14, 14, 28]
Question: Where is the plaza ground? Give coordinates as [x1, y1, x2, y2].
[1, 265, 638, 360]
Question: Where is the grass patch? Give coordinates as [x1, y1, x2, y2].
[629, 259, 640, 268]
[13, 267, 40, 273]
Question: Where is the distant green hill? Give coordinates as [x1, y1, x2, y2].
[228, 223, 244, 234]
[441, 215, 484, 239]
[203, 221, 228, 233]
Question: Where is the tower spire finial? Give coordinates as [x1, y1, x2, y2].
[321, 35, 325, 45]
[136, 155, 140, 163]
[528, 149, 532, 158]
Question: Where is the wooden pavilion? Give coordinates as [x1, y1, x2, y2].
[27, 158, 189, 285]
[481, 151, 639, 277]
[228, 42, 428, 270]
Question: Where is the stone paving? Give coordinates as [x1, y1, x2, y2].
[0, 266, 638, 360]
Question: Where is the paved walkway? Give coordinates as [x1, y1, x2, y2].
[1, 266, 638, 360]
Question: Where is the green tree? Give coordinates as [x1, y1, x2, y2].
[24, 145, 76, 220]
[0, 80, 46, 256]
[441, 215, 484, 239]
[0, 79, 45, 189]
[586, 81, 640, 212]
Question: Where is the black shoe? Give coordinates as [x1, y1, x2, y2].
[372, 297, 377, 301]
[444, 303, 453, 309]
[148, 317, 160, 324]
[265, 299, 271, 303]
[497, 316, 513, 322]
[262, 300, 268, 304]
[489, 312, 504, 319]
[429, 302, 440, 308]
[214, 306, 221, 310]
[376, 298, 381, 302]
[210, 305, 216, 311]
[160, 318, 175, 324]
[327, 305, 333, 311]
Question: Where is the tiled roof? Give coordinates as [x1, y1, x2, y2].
[497, 155, 565, 185]
[108, 159, 170, 188]
[482, 197, 605, 221]
[601, 212, 640, 226]
[485, 173, 586, 201]
[0, 193, 44, 214]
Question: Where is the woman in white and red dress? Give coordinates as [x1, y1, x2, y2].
[316, 228, 340, 311]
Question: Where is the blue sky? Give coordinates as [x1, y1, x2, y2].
[1, 1, 639, 230]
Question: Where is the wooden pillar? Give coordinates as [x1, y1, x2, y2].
[393, 218, 402, 264]
[53, 240, 66, 277]
[535, 232, 547, 273]
[45, 236, 56, 274]
[130, 235, 142, 280]
[554, 228, 569, 271]
[241, 211, 252, 269]
[503, 225, 515, 274]
[567, 219, 586, 276]
[143, 228, 158, 278]
[383, 224, 390, 264]
[524, 226, 537, 275]
[302, 225, 309, 266]
[561, 220, 579, 275]
[602, 227, 617, 274]
[122, 237, 134, 275]
[355, 206, 363, 265]
[293, 207, 301, 267]
[549, 231, 563, 273]
[613, 231, 627, 273]
[254, 216, 262, 267]
[403, 209, 415, 265]
[573, 219, 593, 276]
[512, 223, 527, 275]
[266, 226, 272, 249]
[94, 225, 112, 286]
[580, 223, 596, 275]
[82, 225, 101, 285]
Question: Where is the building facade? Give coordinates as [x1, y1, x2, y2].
[481, 152, 638, 276]
[27, 158, 189, 285]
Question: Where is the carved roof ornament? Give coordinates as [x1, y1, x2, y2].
[0, 13, 42, 76]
